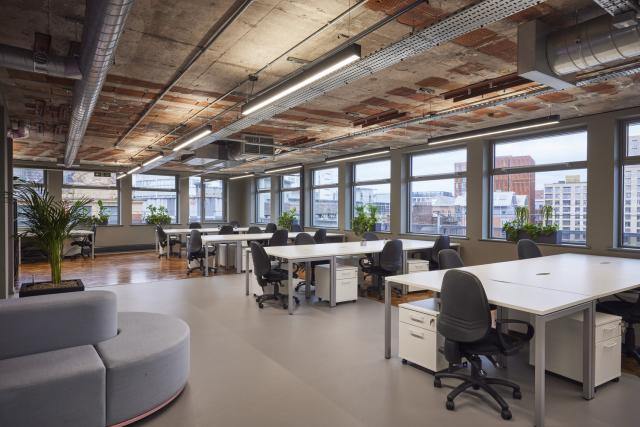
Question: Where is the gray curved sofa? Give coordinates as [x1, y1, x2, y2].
[0, 291, 190, 427]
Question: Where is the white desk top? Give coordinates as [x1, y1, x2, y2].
[386, 253, 640, 316]
[202, 231, 342, 243]
[164, 226, 261, 234]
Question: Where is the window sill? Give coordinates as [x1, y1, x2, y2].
[478, 238, 591, 249]
[608, 247, 640, 254]
[400, 233, 469, 241]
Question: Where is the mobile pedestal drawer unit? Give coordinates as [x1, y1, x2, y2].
[399, 298, 448, 373]
[529, 311, 622, 387]
[406, 259, 430, 292]
[315, 264, 358, 303]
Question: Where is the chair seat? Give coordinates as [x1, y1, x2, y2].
[366, 266, 396, 277]
[264, 268, 288, 281]
[461, 329, 525, 356]
[598, 300, 640, 322]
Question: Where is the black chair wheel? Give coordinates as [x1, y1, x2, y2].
[283, 304, 288, 310]
[258, 303, 264, 309]
[513, 389, 522, 400]
[472, 384, 480, 390]
[401, 359, 407, 365]
[445, 400, 454, 411]
[501, 409, 512, 420]
[434, 378, 442, 388]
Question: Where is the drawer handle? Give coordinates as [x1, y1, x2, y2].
[409, 315, 424, 323]
[409, 329, 424, 339]
[429, 319, 436, 328]
[603, 341, 618, 349]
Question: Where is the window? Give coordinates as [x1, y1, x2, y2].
[620, 121, 640, 247]
[255, 177, 271, 223]
[188, 177, 201, 223]
[13, 167, 45, 228]
[62, 170, 119, 225]
[312, 167, 339, 228]
[189, 177, 225, 223]
[352, 159, 391, 231]
[280, 173, 301, 223]
[409, 148, 467, 236]
[490, 130, 588, 244]
[131, 174, 178, 224]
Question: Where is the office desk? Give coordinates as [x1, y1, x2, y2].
[262, 239, 459, 315]
[202, 232, 344, 274]
[384, 253, 640, 427]
[17, 229, 95, 264]
[158, 226, 265, 252]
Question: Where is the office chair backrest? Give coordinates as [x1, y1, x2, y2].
[156, 225, 167, 244]
[91, 224, 97, 244]
[290, 223, 303, 232]
[265, 223, 277, 233]
[189, 222, 202, 229]
[438, 249, 464, 270]
[247, 226, 262, 234]
[431, 235, 451, 263]
[188, 230, 202, 254]
[219, 225, 235, 235]
[517, 239, 542, 259]
[229, 220, 240, 228]
[270, 229, 288, 247]
[380, 239, 403, 273]
[250, 242, 271, 281]
[294, 232, 315, 245]
[314, 228, 327, 244]
[362, 232, 378, 241]
[438, 269, 491, 344]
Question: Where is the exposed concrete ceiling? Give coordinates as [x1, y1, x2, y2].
[2, 0, 639, 174]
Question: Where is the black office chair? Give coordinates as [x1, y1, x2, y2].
[292, 233, 326, 294]
[517, 239, 542, 259]
[411, 235, 450, 269]
[250, 242, 299, 309]
[434, 269, 534, 420]
[155, 225, 180, 258]
[71, 224, 96, 259]
[358, 232, 379, 281]
[188, 222, 202, 229]
[269, 229, 289, 247]
[438, 249, 464, 269]
[597, 293, 640, 364]
[186, 230, 215, 275]
[364, 239, 403, 300]
[313, 228, 327, 244]
[290, 223, 303, 232]
[265, 223, 277, 234]
[362, 231, 378, 241]
[294, 232, 314, 245]
[219, 225, 235, 235]
[229, 220, 240, 228]
[246, 225, 267, 246]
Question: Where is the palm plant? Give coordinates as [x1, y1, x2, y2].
[15, 185, 91, 284]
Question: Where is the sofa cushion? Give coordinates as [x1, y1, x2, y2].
[0, 290, 117, 360]
[0, 345, 105, 427]
[95, 312, 190, 425]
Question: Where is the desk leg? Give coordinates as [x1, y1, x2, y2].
[305, 261, 311, 299]
[583, 302, 595, 400]
[91, 232, 95, 259]
[245, 250, 250, 296]
[384, 279, 392, 359]
[534, 314, 546, 427]
[18, 235, 21, 266]
[288, 263, 294, 315]
[497, 306, 507, 368]
[330, 256, 336, 307]
[236, 243, 242, 274]
[401, 250, 408, 296]
[204, 245, 209, 277]
[215, 244, 219, 270]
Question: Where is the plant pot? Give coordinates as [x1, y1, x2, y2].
[515, 230, 533, 242]
[19, 279, 85, 298]
[535, 231, 561, 244]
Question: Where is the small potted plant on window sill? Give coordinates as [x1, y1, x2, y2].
[277, 208, 297, 230]
[85, 199, 109, 226]
[144, 205, 172, 225]
[502, 205, 560, 244]
[352, 204, 378, 242]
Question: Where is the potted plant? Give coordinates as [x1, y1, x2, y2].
[502, 205, 560, 244]
[83, 199, 109, 225]
[352, 204, 378, 237]
[15, 185, 92, 297]
[277, 207, 297, 230]
[537, 204, 561, 244]
[144, 205, 172, 225]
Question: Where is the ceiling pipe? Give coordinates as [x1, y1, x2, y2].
[63, 0, 134, 168]
[0, 44, 82, 79]
[593, 0, 639, 15]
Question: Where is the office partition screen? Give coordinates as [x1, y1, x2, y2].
[255, 177, 271, 223]
[62, 170, 119, 225]
[312, 167, 339, 228]
[621, 121, 640, 248]
[352, 159, 391, 232]
[132, 174, 178, 224]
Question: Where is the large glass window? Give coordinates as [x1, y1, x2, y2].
[189, 177, 225, 223]
[281, 173, 301, 223]
[13, 167, 45, 228]
[409, 148, 467, 235]
[353, 159, 391, 231]
[490, 130, 588, 244]
[62, 171, 119, 225]
[255, 177, 271, 223]
[312, 167, 339, 228]
[132, 174, 178, 224]
[621, 121, 640, 247]
[188, 176, 201, 223]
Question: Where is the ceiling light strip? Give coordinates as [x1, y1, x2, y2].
[229, 173, 255, 180]
[325, 149, 390, 164]
[127, 166, 141, 175]
[265, 165, 302, 174]
[142, 155, 163, 167]
[172, 127, 213, 152]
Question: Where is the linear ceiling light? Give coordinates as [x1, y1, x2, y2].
[172, 126, 213, 152]
[142, 155, 163, 167]
[427, 115, 561, 146]
[127, 166, 141, 175]
[265, 164, 302, 174]
[229, 173, 255, 180]
[325, 149, 390, 164]
[242, 44, 362, 116]
[116, 173, 127, 180]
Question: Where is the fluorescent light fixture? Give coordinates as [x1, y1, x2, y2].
[116, 173, 127, 180]
[172, 127, 213, 152]
[325, 149, 390, 164]
[127, 166, 141, 175]
[427, 115, 560, 146]
[229, 173, 255, 180]
[142, 155, 163, 167]
[242, 44, 361, 116]
[265, 164, 302, 174]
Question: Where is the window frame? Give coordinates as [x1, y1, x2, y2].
[13, 167, 46, 229]
[255, 177, 272, 224]
[351, 157, 392, 231]
[131, 173, 179, 225]
[189, 176, 226, 224]
[407, 147, 467, 237]
[618, 119, 640, 248]
[280, 172, 303, 225]
[488, 128, 588, 244]
[311, 167, 339, 229]
[62, 170, 120, 225]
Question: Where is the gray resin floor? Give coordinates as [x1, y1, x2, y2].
[92, 275, 640, 427]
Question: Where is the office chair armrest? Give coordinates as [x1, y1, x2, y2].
[495, 319, 535, 348]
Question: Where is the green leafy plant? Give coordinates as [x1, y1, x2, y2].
[502, 205, 558, 242]
[541, 204, 560, 235]
[83, 200, 109, 225]
[278, 208, 297, 230]
[352, 204, 378, 236]
[14, 185, 91, 284]
[144, 205, 171, 225]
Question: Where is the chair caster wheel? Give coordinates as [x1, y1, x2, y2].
[434, 378, 442, 388]
[401, 359, 407, 365]
[445, 400, 454, 411]
[513, 389, 522, 400]
[258, 303, 264, 309]
[501, 409, 512, 420]
[472, 384, 480, 390]
[283, 304, 288, 310]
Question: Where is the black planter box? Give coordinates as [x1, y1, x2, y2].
[516, 230, 561, 245]
[19, 279, 85, 298]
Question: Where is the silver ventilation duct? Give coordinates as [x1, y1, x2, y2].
[593, 0, 638, 16]
[0, 44, 82, 79]
[63, 0, 134, 167]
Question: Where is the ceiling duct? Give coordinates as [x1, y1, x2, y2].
[519, 12, 640, 89]
[0, 43, 82, 79]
